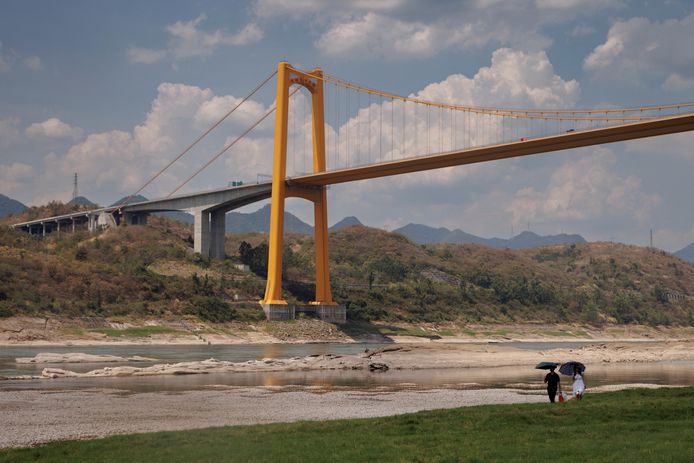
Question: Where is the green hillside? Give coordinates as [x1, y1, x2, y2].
[1, 208, 693, 326]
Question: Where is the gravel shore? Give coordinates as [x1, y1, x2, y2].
[0, 386, 546, 449]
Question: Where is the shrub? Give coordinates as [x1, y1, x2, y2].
[187, 295, 236, 323]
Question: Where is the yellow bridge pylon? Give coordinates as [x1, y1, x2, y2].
[261, 62, 335, 307]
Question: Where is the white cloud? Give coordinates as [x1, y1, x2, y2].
[417, 48, 579, 108]
[0, 117, 21, 146]
[505, 148, 660, 225]
[25, 118, 84, 140]
[128, 15, 264, 64]
[262, 1, 620, 58]
[33, 82, 273, 204]
[126, 47, 167, 64]
[167, 15, 263, 59]
[133, 83, 214, 153]
[315, 11, 553, 58]
[22, 56, 42, 71]
[584, 13, 694, 88]
[0, 162, 33, 195]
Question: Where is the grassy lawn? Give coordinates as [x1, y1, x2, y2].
[89, 326, 179, 337]
[1, 388, 692, 462]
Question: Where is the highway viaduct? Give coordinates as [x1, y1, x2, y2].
[11, 182, 274, 260]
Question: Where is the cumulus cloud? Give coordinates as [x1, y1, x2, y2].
[25, 118, 84, 140]
[256, 0, 620, 58]
[505, 148, 660, 225]
[37, 82, 273, 203]
[584, 13, 694, 88]
[316, 11, 551, 57]
[22, 56, 42, 71]
[128, 14, 264, 64]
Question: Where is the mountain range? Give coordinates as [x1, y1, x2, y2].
[3, 192, 694, 259]
[392, 223, 587, 249]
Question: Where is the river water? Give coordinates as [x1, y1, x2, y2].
[1, 342, 693, 393]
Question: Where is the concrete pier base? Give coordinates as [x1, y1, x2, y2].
[261, 304, 295, 321]
[262, 303, 346, 323]
[315, 304, 347, 323]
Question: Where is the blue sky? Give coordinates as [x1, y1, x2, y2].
[1, 0, 694, 250]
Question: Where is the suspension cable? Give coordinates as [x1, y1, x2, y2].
[318, 73, 694, 120]
[115, 70, 278, 206]
[167, 87, 300, 197]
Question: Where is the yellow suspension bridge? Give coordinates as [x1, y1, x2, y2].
[13, 62, 694, 322]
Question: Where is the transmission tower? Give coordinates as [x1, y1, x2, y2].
[72, 173, 78, 201]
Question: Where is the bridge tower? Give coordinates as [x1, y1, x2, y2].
[261, 62, 344, 322]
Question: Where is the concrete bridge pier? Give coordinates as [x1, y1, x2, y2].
[193, 209, 226, 260]
[209, 210, 226, 260]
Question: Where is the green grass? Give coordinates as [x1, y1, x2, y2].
[89, 326, 179, 337]
[1, 388, 692, 462]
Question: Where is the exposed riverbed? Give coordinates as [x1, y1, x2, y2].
[1, 341, 693, 449]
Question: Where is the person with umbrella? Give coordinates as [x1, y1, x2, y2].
[536, 362, 561, 403]
[560, 361, 586, 400]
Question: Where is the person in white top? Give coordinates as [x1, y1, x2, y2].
[572, 366, 585, 400]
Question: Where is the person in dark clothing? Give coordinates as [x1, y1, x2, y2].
[544, 366, 561, 403]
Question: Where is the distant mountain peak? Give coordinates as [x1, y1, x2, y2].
[674, 243, 694, 263]
[110, 195, 148, 207]
[330, 216, 362, 232]
[394, 222, 586, 249]
[69, 196, 98, 207]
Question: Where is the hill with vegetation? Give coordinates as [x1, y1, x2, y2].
[0, 194, 27, 219]
[1, 200, 693, 328]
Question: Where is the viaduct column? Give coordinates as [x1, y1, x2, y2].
[209, 210, 226, 260]
[193, 209, 211, 257]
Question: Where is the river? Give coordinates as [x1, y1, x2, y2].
[2, 342, 693, 393]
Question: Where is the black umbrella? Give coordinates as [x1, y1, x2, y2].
[535, 361, 560, 370]
[559, 361, 585, 376]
